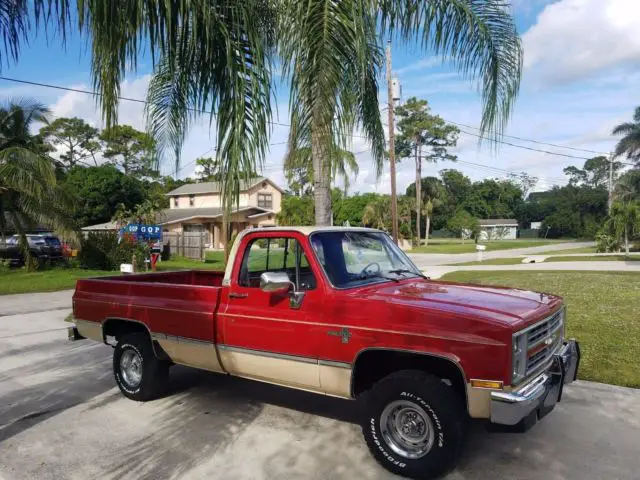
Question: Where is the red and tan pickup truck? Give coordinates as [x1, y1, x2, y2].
[69, 227, 580, 478]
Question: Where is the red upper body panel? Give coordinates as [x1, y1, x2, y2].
[73, 232, 563, 384]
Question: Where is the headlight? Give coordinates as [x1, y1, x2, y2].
[512, 332, 527, 384]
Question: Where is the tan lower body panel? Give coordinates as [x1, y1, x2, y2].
[219, 347, 320, 391]
[75, 319, 103, 342]
[153, 335, 225, 373]
[319, 362, 352, 398]
[217, 347, 352, 399]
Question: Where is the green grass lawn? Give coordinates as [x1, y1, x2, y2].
[546, 255, 640, 263]
[0, 251, 228, 295]
[411, 239, 569, 254]
[452, 257, 526, 266]
[537, 246, 597, 255]
[440, 271, 640, 388]
[0, 269, 115, 295]
[156, 251, 226, 271]
[453, 254, 639, 266]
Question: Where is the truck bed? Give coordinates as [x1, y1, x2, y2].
[93, 270, 225, 287]
[73, 270, 224, 342]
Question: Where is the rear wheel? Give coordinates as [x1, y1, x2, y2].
[113, 333, 169, 401]
[362, 370, 467, 479]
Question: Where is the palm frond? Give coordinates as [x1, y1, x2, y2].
[378, 0, 523, 140]
[0, 0, 29, 68]
[612, 122, 637, 136]
[280, 0, 385, 173]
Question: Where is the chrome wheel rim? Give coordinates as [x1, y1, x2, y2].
[380, 400, 435, 459]
[120, 349, 143, 387]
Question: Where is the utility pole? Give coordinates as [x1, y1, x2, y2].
[608, 152, 614, 214]
[386, 41, 399, 244]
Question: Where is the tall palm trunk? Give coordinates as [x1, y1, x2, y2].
[312, 118, 332, 226]
[425, 212, 431, 246]
[414, 142, 422, 246]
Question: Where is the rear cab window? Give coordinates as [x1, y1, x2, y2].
[239, 236, 316, 291]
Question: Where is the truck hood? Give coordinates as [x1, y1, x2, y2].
[361, 279, 561, 329]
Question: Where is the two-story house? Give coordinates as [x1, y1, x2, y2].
[81, 177, 283, 250]
[161, 177, 282, 248]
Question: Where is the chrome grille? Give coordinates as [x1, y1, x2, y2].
[524, 309, 564, 376]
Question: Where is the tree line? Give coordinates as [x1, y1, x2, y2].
[278, 156, 640, 247]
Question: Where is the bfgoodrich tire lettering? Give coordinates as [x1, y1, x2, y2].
[113, 332, 169, 401]
[362, 370, 467, 479]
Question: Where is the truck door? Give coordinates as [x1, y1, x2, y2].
[219, 232, 323, 390]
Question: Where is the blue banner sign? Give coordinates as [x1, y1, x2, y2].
[120, 224, 162, 241]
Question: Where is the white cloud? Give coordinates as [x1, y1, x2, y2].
[395, 57, 443, 76]
[523, 0, 640, 83]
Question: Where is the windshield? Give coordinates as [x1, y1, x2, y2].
[309, 231, 423, 288]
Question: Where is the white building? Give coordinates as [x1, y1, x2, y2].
[478, 219, 518, 240]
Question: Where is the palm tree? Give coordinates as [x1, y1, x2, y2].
[607, 201, 639, 256]
[362, 196, 390, 231]
[279, 1, 521, 226]
[614, 170, 640, 203]
[284, 142, 359, 197]
[362, 195, 412, 238]
[612, 107, 640, 165]
[0, 99, 76, 266]
[13, 1, 522, 232]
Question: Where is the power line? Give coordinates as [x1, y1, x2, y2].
[456, 129, 594, 161]
[1, 74, 616, 161]
[448, 120, 611, 156]
[4, 75, 635, 182]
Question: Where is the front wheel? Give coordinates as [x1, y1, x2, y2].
[113, 333, 169, 401]
[362, 370, 467, 479]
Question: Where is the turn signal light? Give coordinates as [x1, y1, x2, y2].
[471, 379, 503, 390]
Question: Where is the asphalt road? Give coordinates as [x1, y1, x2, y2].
[1, 292, 639, 480]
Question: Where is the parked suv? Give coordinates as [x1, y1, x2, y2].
[0, 234, 65, 267]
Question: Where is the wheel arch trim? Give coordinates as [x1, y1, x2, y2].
[350, 347, 468, 402]
[101, 317, 161, 358]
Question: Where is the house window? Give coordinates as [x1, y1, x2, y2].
[189, 195, 195, 207]
[173, 197, 179, 208]
[258, 193, 272, 209]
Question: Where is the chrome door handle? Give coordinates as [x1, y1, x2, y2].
[229, 292, 248, 299]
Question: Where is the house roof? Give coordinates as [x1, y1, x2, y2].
[82, 221, 119, 231]
[478, 219, 518, 226]
[165, 177, 283, 196]
[157, 206, 272, 224]
[81, 206, 274, 231]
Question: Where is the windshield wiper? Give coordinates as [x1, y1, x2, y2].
[362, 272, 400, 283]
[388, 269, 430, 280]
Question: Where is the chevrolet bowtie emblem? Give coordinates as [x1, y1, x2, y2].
[327, 327, 351, 344]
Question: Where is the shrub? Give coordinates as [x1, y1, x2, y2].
[112, 235, 151, 271]
[78, 232, 120, 270]
[0, 259, 10, 273]
[595, 231, 620, 253]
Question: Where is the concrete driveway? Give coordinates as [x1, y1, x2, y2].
[1, 292, 639, 480]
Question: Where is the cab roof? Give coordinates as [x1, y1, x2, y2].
[246, 226, 383, 236]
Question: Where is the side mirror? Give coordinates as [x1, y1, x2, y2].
[260, 271, 293, 294]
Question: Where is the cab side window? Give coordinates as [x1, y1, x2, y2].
[239, 237, 316, 290]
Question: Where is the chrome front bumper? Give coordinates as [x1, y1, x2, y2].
[490, 340, 580, 426]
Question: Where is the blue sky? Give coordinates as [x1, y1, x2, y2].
[2, 0, 639, 194]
